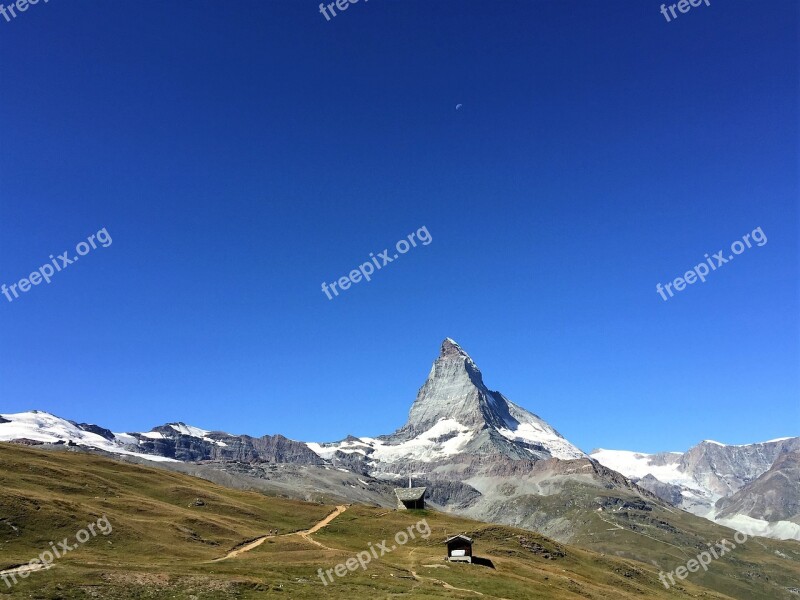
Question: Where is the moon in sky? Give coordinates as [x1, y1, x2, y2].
[456, 104, 463, 110]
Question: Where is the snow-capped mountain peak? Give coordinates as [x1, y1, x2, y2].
[0, 411, 179, 462]
[401, 339, 583, 460]
[590, 437, 800, 540]
[3, 338, 798, 542]
[311, 339, 585, 466]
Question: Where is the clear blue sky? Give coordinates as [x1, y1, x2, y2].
[1, 1, 797, 454]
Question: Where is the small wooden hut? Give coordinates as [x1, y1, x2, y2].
[394, 487, 426, 510]
[445, 534, 473, 563]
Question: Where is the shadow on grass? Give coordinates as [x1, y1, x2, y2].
[472, 556, 495, 569]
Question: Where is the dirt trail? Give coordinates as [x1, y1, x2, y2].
[212, 535, 272, 561]
[212, 504, 347, 562]
[212, 506, 507, 598]
[305, 505, 347, 534]
[297, 504, 347, 549]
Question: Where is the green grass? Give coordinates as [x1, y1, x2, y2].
[0, 444, 798, 599]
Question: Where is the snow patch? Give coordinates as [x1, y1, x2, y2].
[309, 419, 475, 465]
[713, 513, 800, 542]
[306, 438, 372, 460]
[165, 423, 228, 446]
[496, 420, 584, 460]
[0, 412, 179, 463]
[590, 448, 716, 504]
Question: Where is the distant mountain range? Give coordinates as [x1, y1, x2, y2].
[2, 338, 798, 543]
[591, 439, 800, 540]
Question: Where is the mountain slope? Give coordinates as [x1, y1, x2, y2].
[0, 410, 323, 465]
[0, 411, 180, 462]
[308, 338, 584, 476]
[307, 340, 800, 550]
[2, 443, 799, 600]
[3, 337, 797, 569]
[714, 450, 800, 539]
[716, 450, 800, 522]
[591, 438, 800, 540]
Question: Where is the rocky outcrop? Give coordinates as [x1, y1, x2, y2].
[636, 474, 683, 506]
[7, 438, 44, 446]
[680, 438, 800, 497]
[716, 450, 800, 522]
[415, 479, 482, 509]
[132, 428, 326, 465]
[74, 423, 116, 441]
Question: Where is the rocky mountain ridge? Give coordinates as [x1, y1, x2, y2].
[590, 438, 800, 539]
[2, 338, 797, 542]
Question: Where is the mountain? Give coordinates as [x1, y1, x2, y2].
[308, 338, 583, 472]
[715, 450, 800, 532]
[591, 438, 800, 540]
[397, 338, 584, 460]
[10, 442, 797, 600]
[2, 338, 798, 555]
[4, 429, 800, 600]
[0, 410, 180, 462]
[0, 410, 323, 465]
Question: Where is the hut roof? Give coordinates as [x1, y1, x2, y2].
[445, 534, 473, 544]
[394, 487, 427, 501]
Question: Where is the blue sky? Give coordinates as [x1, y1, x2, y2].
[0, 0, 797, 453]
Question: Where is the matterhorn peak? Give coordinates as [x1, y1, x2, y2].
[433, 338, 484, 387]
[441, 337, 468, 357]
[383, 340, 584, 461]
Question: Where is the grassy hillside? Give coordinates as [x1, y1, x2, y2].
[491, 479, 800, 600]
[0, 444, 798, 599]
